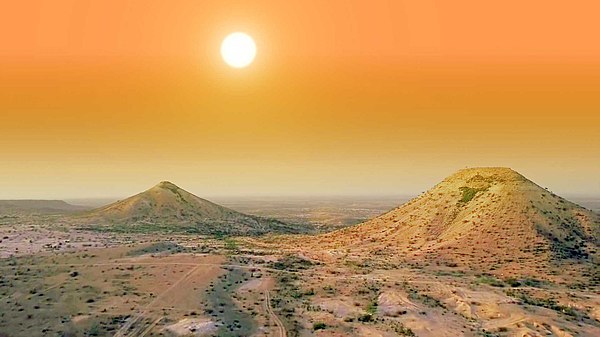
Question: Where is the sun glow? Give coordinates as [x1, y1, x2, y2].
[220, 32, 256, 68]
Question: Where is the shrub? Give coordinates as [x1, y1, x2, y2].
[366, 301, 378, 314]
[313, 322, 327, 330]
[358, 313, 373, 322]
[87, 323, 100, 336]
[476, 275, 505, 287]
[504, 278, 521, 287]
[393, 322, 416, 336]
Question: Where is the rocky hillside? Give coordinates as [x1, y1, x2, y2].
[77, 181, 307, 236]
[319, 168, 599, 275]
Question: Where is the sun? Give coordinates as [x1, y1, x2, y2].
[221, 32, 256, 68]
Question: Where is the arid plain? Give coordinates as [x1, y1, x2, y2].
[0, 168, 598, 337]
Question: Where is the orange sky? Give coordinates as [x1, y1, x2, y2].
[1, 1, 599, 199]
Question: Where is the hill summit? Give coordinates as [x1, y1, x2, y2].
[79, 181, 303, 236]
[321, 167, 599, 275]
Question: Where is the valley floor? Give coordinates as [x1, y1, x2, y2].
[0, 227, 599, 337]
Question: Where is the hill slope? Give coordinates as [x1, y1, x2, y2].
[319, 167, 599, 275]
[78, 181, 306, 236]
[0, 200, 89, 214]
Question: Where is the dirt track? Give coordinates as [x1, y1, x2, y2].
[114, 264, 202, 337]
[265, 290, 287, 337]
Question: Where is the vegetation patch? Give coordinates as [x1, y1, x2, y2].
[503, 277, 547, 288]
[313, 322, 327, 330]
[392, 321, 416, 336]
[506, 289, 584, 318]
[269, 255, 316, 271]
[533, 222, 590, 260]
[366, 300, 378, 315]
[78, 217, 311, 236]
[79, 222, 207, 235]
[459, 186, 488, 203]
[407, 289, 445, 308]
[222, 237, 239, 253]
[271, 272, 304, 336]
[126, 242, 184, 256]
[475, 275, 505, 287]
[204, 266, 256, 337]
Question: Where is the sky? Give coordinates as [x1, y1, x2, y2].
[1, 0, 599, 199]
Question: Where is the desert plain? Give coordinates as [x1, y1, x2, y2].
[0, 168, 599, 337]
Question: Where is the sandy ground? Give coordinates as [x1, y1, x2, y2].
[0, 206, 598, 337]
[0, 227, 120, 258]
[163, 318, 217, 336]
[0, 243, 227, 337]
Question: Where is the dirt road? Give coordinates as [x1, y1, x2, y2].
[114, 265, 201, 337]
[264, 290, 287, 337]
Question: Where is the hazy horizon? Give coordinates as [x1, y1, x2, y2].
[1, 167, 599, 200]
[1, 187, 597, 205]
[1, 190, 595, 215]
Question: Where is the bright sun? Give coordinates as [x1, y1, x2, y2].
[221, 32, 256, 68]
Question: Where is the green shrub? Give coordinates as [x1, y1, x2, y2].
[224, 238, 238, 252]
[313, 322, 327, 330]
[476, 275, 505, 287]
[366, 301, 378, 314]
